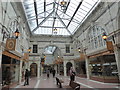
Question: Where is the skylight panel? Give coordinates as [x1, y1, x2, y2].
[23, 0, 100, 36]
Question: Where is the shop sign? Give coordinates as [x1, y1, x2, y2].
[6, 38, 16, 51]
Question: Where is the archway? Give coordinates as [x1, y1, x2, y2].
[42, 45, 63, 75]
[30, 63, 37, 77]
[66, 62, 72, 76]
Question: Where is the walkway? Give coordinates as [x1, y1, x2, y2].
[12, 74, 120, 89]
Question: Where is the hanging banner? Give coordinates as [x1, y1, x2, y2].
[6, 38, 16, 51]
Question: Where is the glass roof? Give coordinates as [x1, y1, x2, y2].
[23, 0, 100, 36]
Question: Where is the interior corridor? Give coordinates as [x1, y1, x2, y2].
[11, 74, 120, 89]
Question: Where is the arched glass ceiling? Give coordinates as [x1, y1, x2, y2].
[23, 0, 100, 36]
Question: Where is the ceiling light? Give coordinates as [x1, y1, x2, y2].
[60, 1, 67, 6]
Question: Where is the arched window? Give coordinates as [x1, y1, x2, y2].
[9, 19, 19, 38]
[88, 25, 106, 50]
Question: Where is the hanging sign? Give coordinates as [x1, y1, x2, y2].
[106, 41, 114, 51]
[6, 38, 16, 51]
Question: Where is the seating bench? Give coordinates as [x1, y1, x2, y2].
[69, 81, 80, 90]
[56, 77, 64, 88]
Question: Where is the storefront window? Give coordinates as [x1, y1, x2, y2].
[75, 61, 86, 75]
[2, 55, 20, 86]
[90, 54, 118, 77]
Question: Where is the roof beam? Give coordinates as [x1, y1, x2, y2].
[34, 0, 39, 26]
[56, 13, 72, 35]
[64, 0, 71, 13]
[44, 0, 46, 12]
[67, 0, 83, 28]
[32, 11, 54, 32]
[52, 1, 56, 34]
[38, 26, 66, 28]
[56, 8, 80, 23]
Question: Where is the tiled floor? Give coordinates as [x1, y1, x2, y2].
[12, 74, 120, 89]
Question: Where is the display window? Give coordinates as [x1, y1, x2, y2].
[2, 55, 20, 86]
[89, 54, 118, 83]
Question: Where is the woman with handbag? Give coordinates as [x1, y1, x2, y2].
[70, 67, 76, 81]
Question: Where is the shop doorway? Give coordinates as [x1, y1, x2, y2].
[66, 62, 72, 76]
[30, 63, 37, 77]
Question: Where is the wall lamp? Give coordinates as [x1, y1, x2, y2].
[78, 48, 81, 53]
[102, 32, 114, 52]
[28, 47, 31, 53]
[14, 29, 20, 39]
[102, 32, 107, 41]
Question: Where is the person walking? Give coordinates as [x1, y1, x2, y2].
[52, 69, 56, 78]
[70, 67, 76, 81]
[46, 69, 50, 78]
[24, 69, 30, 86]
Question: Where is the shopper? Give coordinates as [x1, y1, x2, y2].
[52, 69, 56, 78]
[46, 69, 50, 78]
[24, 69, 30, 86]
[70, 67, 76, 81]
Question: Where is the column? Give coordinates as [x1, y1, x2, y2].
[0, 47, 2, 68]
[71, 60, 75, 70]
[63, 60, 67, 76]
[0, 46, 2, 89]
[85, 56, 90, 79]
[19, 60, 23, 84]
[114, 46, 120, 81]
[40, 64, 42, 76]
[37, 62, 40, 78]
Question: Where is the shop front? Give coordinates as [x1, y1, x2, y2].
[89, 53, 119, 83]
[2, 51, 21, 88]
[75, 60, 87, 78]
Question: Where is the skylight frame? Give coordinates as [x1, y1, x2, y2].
[23, 0, 100, 36]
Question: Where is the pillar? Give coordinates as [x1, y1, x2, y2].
[37, 62, 40, 78]
[63, 60, 67, 76]
[85, 56, 90, 79]
[114, 46, 120, 81]
[0, 46, 2, 89]
[0, 46, 2, 68]
[71, 60, 75, 70]
[19, 60, 23, 84]
[40, 64, 43, 76]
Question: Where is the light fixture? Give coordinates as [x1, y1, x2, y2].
[53, 28, 57, 31]
[60, 0, 67, 5]
[78, 48, 81, 53]
[60, 0, 67, 13]
[14, 29, 20, 39]
[53, 28, 57, 34]
[58, 55, 60, 58]
[102, 32, 107, 40]
[28, 47, 31, 53]
[44, 55, 46, 58]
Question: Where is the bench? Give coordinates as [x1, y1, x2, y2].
[56, 77, 64, 88]
[69, 81, 80, 90]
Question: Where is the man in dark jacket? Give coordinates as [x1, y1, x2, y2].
[24, 69, 30, 86]
[52, 69, 56, 78]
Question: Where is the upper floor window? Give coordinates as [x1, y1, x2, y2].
[88, 25, 106, 50]
[33, 45, 38, 53]
[66, 44, 70, 53]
